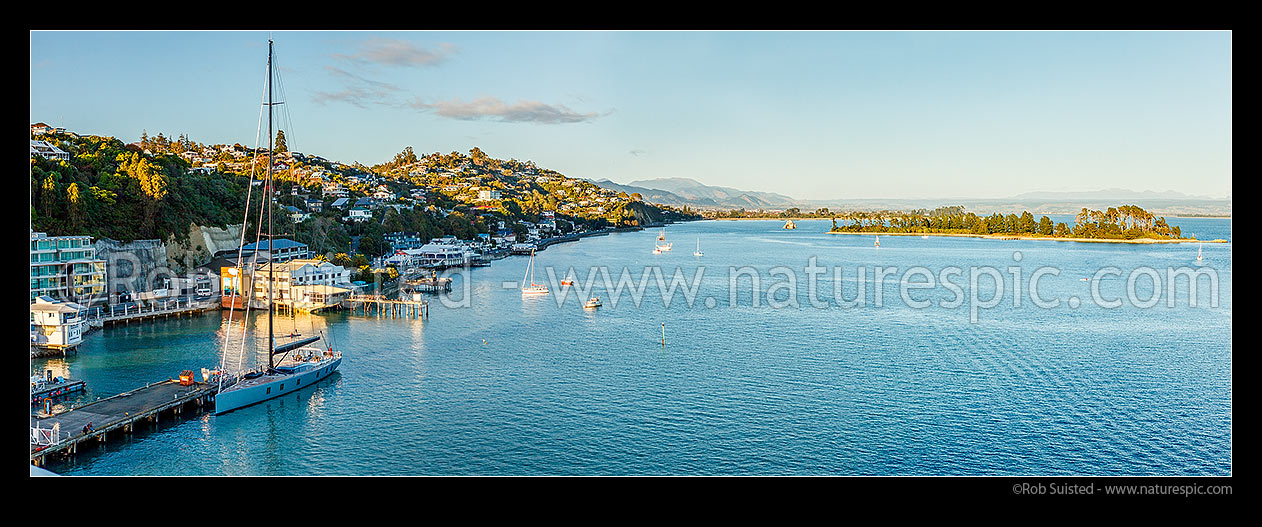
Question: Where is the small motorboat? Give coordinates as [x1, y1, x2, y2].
[584, 297, 602, 309]
[561, 279, 574, 286]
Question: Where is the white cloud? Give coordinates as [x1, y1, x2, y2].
[333, 38, 456, 67]
[408, 96, 604, 124]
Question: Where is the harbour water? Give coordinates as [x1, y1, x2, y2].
[34, 218, 1231, 475]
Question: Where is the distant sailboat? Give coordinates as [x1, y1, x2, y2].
[1197, 243, 1203, 263]
[693, 236, 703, 257]
[521, 249, 549, 295]
[874, 235, 880, 248]
[784, 219, 796, 229]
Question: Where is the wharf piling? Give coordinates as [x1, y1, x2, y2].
[342, 295, 429, 320]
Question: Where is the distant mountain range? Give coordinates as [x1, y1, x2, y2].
[591, 177, 796, 210]
[590, 178, 1232, 217]
[1008, 188, 1222, 201]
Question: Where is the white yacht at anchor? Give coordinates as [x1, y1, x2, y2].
[655, 228, 673, 253]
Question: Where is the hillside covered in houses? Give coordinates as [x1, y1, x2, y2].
[30, 126, 698, 263]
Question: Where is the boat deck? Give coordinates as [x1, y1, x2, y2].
[32, 380, 86, 402]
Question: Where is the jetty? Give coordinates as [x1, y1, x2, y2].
[342, 294, 429, 320]
[30, 378, 218, 467]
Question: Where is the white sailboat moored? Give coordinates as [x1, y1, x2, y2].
[521, 249, 549, 295]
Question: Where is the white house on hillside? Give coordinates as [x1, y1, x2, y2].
[30, 140, 70, 161]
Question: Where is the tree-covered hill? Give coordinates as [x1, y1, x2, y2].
[31, 132, 700, 254]
[31, 133, 249, 243]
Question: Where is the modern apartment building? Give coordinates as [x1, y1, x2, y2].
[30, 231, 107, 304]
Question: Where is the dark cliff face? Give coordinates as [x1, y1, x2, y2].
[625, 201, 663, 226]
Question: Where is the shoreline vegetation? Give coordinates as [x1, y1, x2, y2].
[826, 231, 1226, 244]
[710, 204, 1227, 244]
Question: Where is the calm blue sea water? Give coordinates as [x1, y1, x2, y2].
[35, 217, 1231, 475]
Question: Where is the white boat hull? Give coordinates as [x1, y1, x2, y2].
[215, 357, 341, 415]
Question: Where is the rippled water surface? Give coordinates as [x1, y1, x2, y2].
[36, 218, 1232, 475]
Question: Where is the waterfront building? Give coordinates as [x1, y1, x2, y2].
[30, 296, 87, 350]
[414, 243, 475, 268]
[239, 238, 310, 263]
[252, 259, 352, 303]
[289, 283, 353, 309]
[30, 231, 106, 304]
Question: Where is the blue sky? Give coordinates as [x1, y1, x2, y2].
[30, 31, 1231, 200]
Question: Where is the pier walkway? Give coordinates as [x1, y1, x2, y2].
[86, 297, 221, 328]
[30, 379, 217, 466]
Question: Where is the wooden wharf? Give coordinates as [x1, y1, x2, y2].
[31, 379, 218, 467]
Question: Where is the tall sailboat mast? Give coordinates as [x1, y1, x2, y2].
[266, 39, 275, 372]
[213, 37, 345, 416]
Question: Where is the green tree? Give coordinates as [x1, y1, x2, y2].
[275, 130, 288, 153]
[1038, 215, 1053, 235]
[66, 183, 83, 231]
[357, 233, 385, 258]
[40, 171, 62, 222]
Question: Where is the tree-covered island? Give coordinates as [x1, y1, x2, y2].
[827, 205, 1209, 242]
